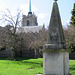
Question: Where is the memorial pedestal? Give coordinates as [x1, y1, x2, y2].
[43, 51, 69, 75]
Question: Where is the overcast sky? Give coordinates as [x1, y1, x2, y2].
[0, 0, 75, 28]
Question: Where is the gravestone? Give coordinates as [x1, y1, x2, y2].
[43, 0, 69, 75]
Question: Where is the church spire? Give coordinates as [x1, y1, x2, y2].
[29, 0, 31, 12]
[28, 0, 32, 15]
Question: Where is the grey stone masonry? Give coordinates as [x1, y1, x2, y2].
[47, 1, 66, 49]
[43, 0, 69, 75]
[22, 13, 38, 27]
[43, 52, 69, 75]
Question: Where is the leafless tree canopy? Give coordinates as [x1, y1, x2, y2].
[0, 9, 22, 57]
[64, 25, 75, 52]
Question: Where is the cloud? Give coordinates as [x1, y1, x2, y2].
[62, 20, 70, 29]
[0, 0, 7, 26]
[20, 3, 38, 15]
[0, 0, 6, 10]
[20, 4, 29, 15]
[37, 13, 48, 26]
[32, 5, 38, 12]
[38, 13, 47, 19]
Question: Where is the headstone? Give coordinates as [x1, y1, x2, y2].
[43, 0, 69, 75]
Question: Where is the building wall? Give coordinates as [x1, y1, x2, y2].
[22, 14, 38, 27]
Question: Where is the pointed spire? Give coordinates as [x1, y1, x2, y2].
[28, 0, 32, 15]
[47, 0, 66, 49]
[29, 0, 31, 12]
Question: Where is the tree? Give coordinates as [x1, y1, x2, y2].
[29, 28, 48, 58]
[0, 25, 12, 51]
[65, 3, 75, 52]
[64, 25, 75, 52]
[0, 9, 22, 58]
[70, 3, 75, 26]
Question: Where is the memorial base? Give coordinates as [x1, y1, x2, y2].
[43, 52, 69, 75]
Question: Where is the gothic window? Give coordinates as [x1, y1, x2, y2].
[27, 20, 30, 26]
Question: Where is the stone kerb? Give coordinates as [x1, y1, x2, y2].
[43, 44, 70, 53]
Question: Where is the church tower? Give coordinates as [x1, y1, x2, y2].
[22, 0, 38, 26]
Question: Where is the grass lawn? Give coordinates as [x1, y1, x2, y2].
[69, 60, 75, 75]
[0, 58, 75, 75]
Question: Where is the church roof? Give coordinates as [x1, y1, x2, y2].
[16, 26, 43, 33]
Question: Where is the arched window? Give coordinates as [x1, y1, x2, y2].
[27, 20, 30, 26]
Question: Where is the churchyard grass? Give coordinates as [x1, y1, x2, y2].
[0, 58, 43, 75]
[69, 60, 75, 75]
[0, 58, 75, 75]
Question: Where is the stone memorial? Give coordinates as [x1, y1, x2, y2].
[43, 0, 69, 75]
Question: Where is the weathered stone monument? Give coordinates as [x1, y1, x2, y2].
[43, 0, 69, 75]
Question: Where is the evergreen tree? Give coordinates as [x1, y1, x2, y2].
[70, 3, 75, 26]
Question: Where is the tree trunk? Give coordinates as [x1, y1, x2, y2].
[34, 49, 37, 58]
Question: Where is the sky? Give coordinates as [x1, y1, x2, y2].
[0, 0, 75, 28]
